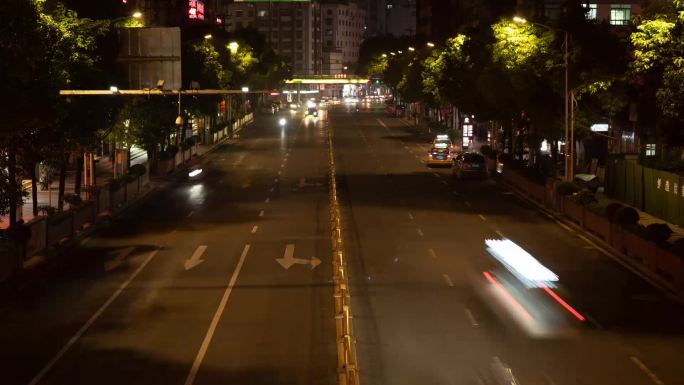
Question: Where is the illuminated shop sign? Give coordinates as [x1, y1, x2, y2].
[188, 0, 205, 20]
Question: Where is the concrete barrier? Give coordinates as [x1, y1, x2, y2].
[25, 218, 47, 258]
[47, 216, 73, 248]
[73, 202, 95, 231]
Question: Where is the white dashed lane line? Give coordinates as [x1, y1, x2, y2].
[251, 226, 258, 234]
[442, 274, 454, 287]
[465, 309, 479, 326]
[407, 212, 414, 220]
[428, 248, 437, 259]
[259, 210, 265, 217]
[416, 228, 424, 237]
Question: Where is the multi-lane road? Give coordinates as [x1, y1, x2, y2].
[1, 104, 684, 385]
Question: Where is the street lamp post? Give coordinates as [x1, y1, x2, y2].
[514, 17, 572, 180]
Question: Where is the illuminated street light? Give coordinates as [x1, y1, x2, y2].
[241, 86, 249, 92]
[204, 34, 212, 40]
[408, 47, 415, 52]
[427, 42, 435, 48]
[381, 53, 387, 57]
[228, 41, 239, 53]
[132, 11, 142, 19]
[397, 50, 403, 54]
[109, 86, 119, 93]
[390, 52, 396, 56]
[513, 16, 527, 24]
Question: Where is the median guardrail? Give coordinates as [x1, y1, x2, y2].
[326, 120, 360, 385]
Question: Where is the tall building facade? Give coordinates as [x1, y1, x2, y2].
[218, 2, 323, 75]
[517, 0, 643, 25]
[416, 0, 516, 42]
[385, 0, 417, 36]
[320, 1, 366, 67]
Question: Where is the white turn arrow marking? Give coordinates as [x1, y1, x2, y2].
[276, 244, 321, 270]
[185, 245, 207, 271]
[104, 246, 135, 272]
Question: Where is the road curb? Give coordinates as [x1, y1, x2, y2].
[494, 175, 684, 303]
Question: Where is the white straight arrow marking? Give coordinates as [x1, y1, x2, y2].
[185, 245, 207, 271]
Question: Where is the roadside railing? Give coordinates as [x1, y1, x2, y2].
[327, 120, 360, 385]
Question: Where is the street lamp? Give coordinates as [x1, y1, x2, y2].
[241, 86, 249, 93]
[397, 50, 403, 54]
[390, 52, 396, 56]
[427, 42, 435, 48]
[381, 53, 387, 58]
[204, 34, 212, 40]
[408, 46, 415, 52]
[513, 16, 572, 180]
[109, 86, 119, 94]
[132, 11, 142, 19]
[228, 41, 239, 53]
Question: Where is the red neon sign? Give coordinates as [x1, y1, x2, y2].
[188, 0, 205, 20]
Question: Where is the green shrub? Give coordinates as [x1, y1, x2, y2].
[38, 205, 56, 216]
[129, 164, 146, 177]
[183, 137, 197, 149]
[672, 238, 684, 257]
[615, 206, 640, 227]
[570, 189, 597, 206]
[557, 181, 580, 196]
[586, 202, 606, 216]
[627, 223, 648, 237]
[645, 223, 673, 244]
[63, 194, 82, 207]
[605, 202, 624, 222]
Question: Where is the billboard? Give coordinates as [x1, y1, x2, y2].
[118, 28, 182, 90]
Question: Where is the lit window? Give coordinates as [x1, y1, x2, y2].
[584, 3, 597, 20]
[258, 10, 267, 17]
[610, 4, 631, 25]
[646, 143, 656, 156]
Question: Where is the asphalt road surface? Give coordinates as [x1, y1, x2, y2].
[0, 111, 335, 385]
[333, 104, 684, 385]
[2, 104, 684, 385]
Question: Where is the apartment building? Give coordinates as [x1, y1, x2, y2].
[320, 2, 366, 67]
[218, 2, 322, 75]
[517, 0, 642, 25]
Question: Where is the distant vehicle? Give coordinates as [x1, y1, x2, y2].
[433, 134, 454, 151]
[452, 152, 487, 179]
[427, 143, 453, 167]
[306, 107, 318, 117]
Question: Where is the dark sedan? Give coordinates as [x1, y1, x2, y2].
[452, 152, 487, 179]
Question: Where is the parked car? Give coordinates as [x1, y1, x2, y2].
[452, 152, 487, 179]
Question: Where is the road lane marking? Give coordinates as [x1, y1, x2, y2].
[187, 210, 194, 218]
[241, 183, 250, 189]
[265, 197, 270, 203]
[465, 201, 472, 207]
[433, 173, 440, 177]
[465, 309, 479, 326]
[441, 180, 448, 185]
[428, 248, 437, 258]
[184, 245, 207, 270]
[184, 244, 251, 385]
[416, 228, 424, 237]
[277, 170, 282, 175]
[281, 163, 285, 168]
[584, 313, 603, 329]
[259, 210, 265, 217]
[251, 226, 258, 234]
[452, 191, 459, 196]
[478, 214, 487, 221]
[274, 178, 279, 183]
[442, 274, 454, 287]
[630, 356, 665, 385]
[270, 187, 274, 193]
[495, 230, 505, 238]
[28, 249, 160, 385]
[407, 212, 414, 220]
[545, 213, 574, 232]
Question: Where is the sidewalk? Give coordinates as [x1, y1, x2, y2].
[1, 150, 148, 229]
